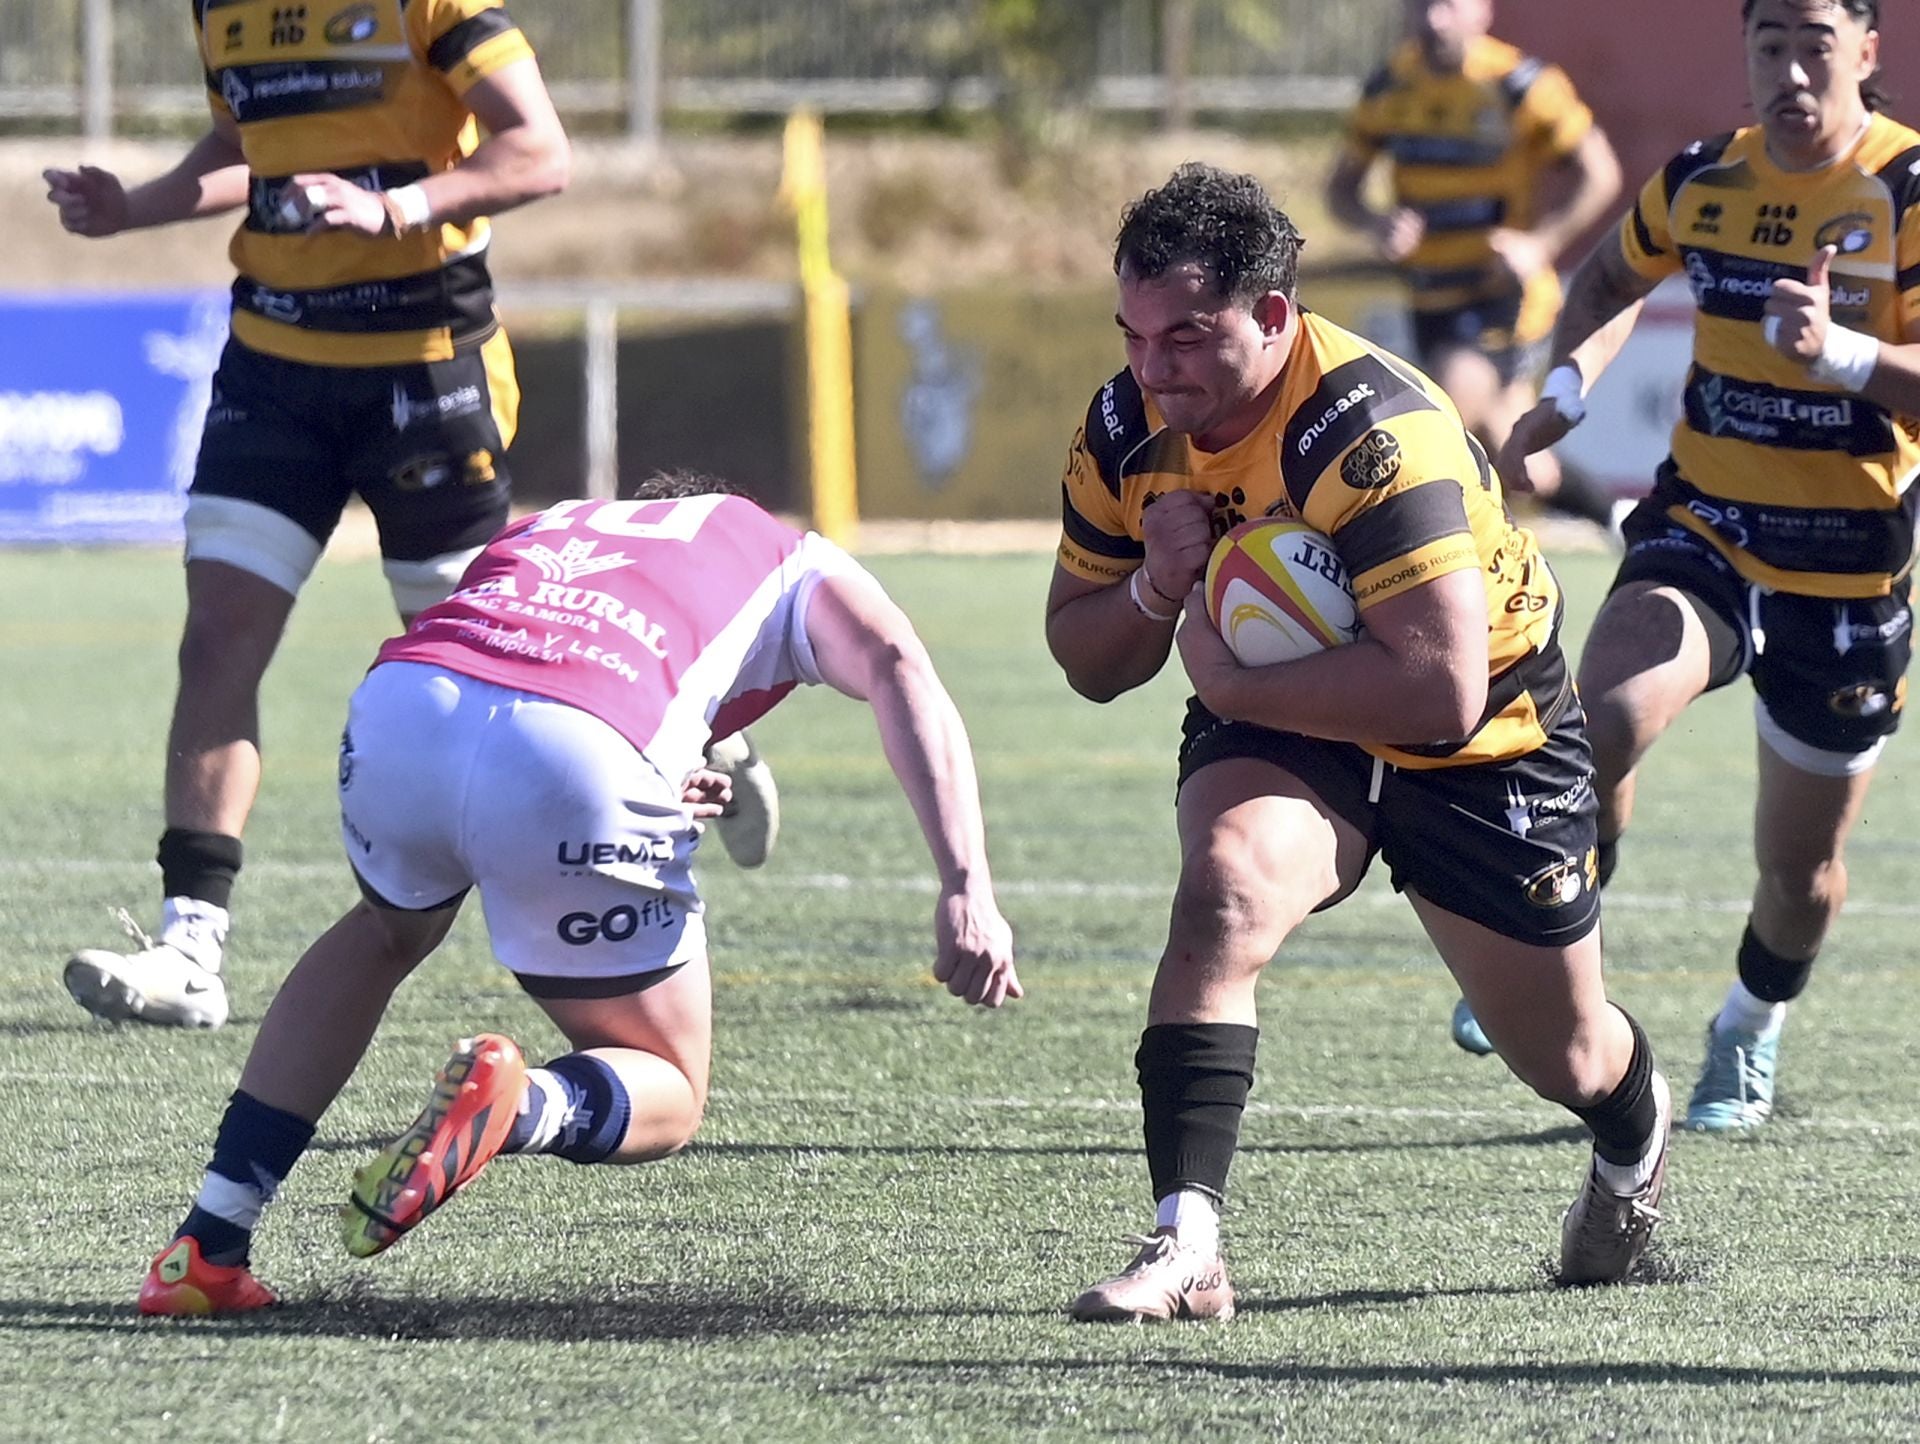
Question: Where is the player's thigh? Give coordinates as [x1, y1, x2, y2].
[188, 339, 355, 598]
[1173, 701, 1374, 952]
[1383, 700, 1602, 983]
[533, 956, 714, 1104]
[346, 338, 515, 615]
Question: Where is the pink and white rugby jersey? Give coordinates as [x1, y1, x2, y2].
[377, 494, 859, 778]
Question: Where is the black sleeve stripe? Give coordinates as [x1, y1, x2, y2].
[1280, 354, 1440, 512]
[1079, 369, 1151, 502]
[1875, 145, 1920, 225]
[1360, 63, 1394, 101]
[1060, 486, 1144, 562]
[1630, 201, 1662, 258]
[1335, 482, 1471, 582]
[1899, 262, 1920, 293]
[1661, 132, 1738, 214]
[427, 7, 518, 71]
[204, 67, 220, 95]
[1499, 56, 1545, 109]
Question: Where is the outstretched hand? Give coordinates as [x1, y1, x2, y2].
[43, 165, 130, 238]
[680, 767, 732, 832]
[1495, 399, 1579, 496]
[932, 887, 1021, 1008]
[1763, 245, 1836, 365]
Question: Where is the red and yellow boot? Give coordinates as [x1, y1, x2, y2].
[137, 1236, 277, 1316]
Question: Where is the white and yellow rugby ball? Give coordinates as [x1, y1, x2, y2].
[1204, 518, 1362, 666]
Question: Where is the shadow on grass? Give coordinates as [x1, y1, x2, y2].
[0, 1286, 850, 1342]
[688, 1125, 1588, 1162]
[875, 1356, 1920, 1387]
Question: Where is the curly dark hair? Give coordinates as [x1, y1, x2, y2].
[1742, 0, 1890, 111]
[623, 469, 738, 502]
[1113, 163, 1304, 309]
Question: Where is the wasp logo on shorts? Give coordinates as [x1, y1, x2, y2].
[1829, 682, 1894, 719]
[391, 454, 455, 491]
[462, 449, 496, 485]
[556, 900, 678, 945]
[1340, 429, 1402, 491]
[1523, 848, 1597, 909]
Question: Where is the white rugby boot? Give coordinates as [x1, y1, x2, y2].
[704, 730, 780, 868]
[64, 903, 230, 1028]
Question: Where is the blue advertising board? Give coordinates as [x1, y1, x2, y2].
[0, 291, 229, 544]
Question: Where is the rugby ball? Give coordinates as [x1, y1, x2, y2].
[1204, 519, 1361, 666]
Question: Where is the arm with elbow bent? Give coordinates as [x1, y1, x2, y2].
[43, 114, 249, 238]
[1046, 487, 1214, 702]
[1174, 565, 1492, 746]
[806, 569, 1022, 1008]
[1496, 235, 1659, 493]
[293, 57, 572, 237]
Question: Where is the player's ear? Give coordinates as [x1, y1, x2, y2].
[1253, 291, 1292, 337]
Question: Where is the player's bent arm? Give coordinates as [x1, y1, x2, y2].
[1531, 129, 1623, 260]
[806, 570, 1021, 1006]
[412, 58, 571, 226]
[1324, 153, 1379, 236]
[1045, 565, 1177, 703]
[1176, 566, 1490, 746]
[1545, 235, 1660, 386]
[45, 118, 247, 238]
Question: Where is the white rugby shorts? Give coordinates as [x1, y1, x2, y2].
[339, 660, 706, 989]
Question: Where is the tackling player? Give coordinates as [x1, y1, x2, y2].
[136, 474, 1021, 1314]
[1495, 0, 1917, 1131]
[1328, 0, 1623, 555]
[1048, 163, 1670, 1322]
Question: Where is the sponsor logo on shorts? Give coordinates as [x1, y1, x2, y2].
[1340, 428, 1402, 491]
[1503, 774, 1593, 838]
[462, 449, 496, 485]
[1831, 603, 1911, 654]
[558, 840, 674, 868]
[390, 454, 456, 491]
[390, 382, 483, 432]
[1522, 848, 1596, 909]
[556, 899, 679, 945]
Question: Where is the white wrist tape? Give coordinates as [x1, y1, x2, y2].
[1808, 324, 1879, 391]
[1539, 364, 1587, 426]
[383, 183, 433, 234]
[1128, 568, 1180, 623]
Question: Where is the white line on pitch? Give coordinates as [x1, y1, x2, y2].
[13, 858, 1920, 918]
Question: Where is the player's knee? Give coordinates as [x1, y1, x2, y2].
[1505, 1025, 1616, 1108]
[1167, 839, 1313, 972]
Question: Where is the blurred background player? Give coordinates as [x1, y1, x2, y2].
[1327, 0, 1624, 560]
[137, 474, 1021, 1314]
[47, 0, 767, 1032]
[1494, 0, 1915, 1132]
[1047, 164, 1669, 1323]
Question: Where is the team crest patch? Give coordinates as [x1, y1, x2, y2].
[1814, 212, 1875, 256]
[1340, 429, 1402, 491]
[1523, 848, 1597, 909]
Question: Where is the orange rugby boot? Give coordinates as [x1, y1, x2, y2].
[137, 1236, 278, 1316]
[342, 1033, 526, 1259]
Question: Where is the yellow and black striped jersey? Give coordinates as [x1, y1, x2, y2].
[194, 0, 535, 366]
[1057, 310, 1567, 770]
[1343, 36, 1593, 344]
[1621, 115, 1920, 597]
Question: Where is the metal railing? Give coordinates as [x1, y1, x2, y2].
[1, 0, 1398, 138]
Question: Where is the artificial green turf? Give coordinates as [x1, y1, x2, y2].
[0, 545, 1916, 1443]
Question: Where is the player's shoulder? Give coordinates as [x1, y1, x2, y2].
[1470, 37, 1546, 105]
[1278, 316, 1448, 501]
[1858, 113, 1920, 209]
[1653, 128, 1747, 203]
[1075, 368, 1152, 498]
[1358, 40, 1422, 102]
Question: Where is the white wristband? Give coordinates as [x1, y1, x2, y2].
[1128, 568, 1180, 623]
[382, 183, 433, 235]
[1809, 323, 1879, 392]
[1539, 364, 1587, 426]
